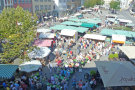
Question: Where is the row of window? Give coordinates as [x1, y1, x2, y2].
[35, 5, 52, 11]
[14, 0, 31, 4]
[34, 0, 52, 2]
[23, 7, 32, 12]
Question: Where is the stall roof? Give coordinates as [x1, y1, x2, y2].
[83, 34, 106, 41]
[112, 34, 126, 42]
[34, 40, 53, 47]
[118, 19, 132, 23]
[60, 29, 77, 36]
[95, 61, 135, 87]
[81, 23, 98, 28]
[19, 60, 42, 73]
[101, 29, 135, 37]
[28, 47, 51, 59]
[39, 33, 55, 39]
[68, 18, 101, 24]
[50, 25, 89, 33]
[61, 21, 82, 26]
[37, 28, 51, 33]
[118, 46, 135, 59]
[0, 64, 18, 80]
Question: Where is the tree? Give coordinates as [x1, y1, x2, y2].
[84, 0, 104, 8]
[110, 1, 120, 10]
[0, 6, 38, 63]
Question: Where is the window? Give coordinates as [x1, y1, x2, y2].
[18, 0, 21, 3]
[40, 5, 43, 10]
[14, 0, 17, 3]
[44, 0, 47, 2]
[44, 5, 47, 10]
[35, 0, 38, 2]
[48, 0, 51, 2]
[22, 0, 25, 3]
[35, 5, 39, 11]
[48, 5, 51, 10]
[40, 0, 43, 2]
[29, 0, 31, 3]
[29, 8, 31, 12]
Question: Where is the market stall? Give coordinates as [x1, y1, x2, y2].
[0, 64, 18, 80]
[118, 19, 132, 26]
[95, 61, 135, 87]
[33, 39, 53, 47]
[118, 46, 135, 60]
[83, 34, 106, 41]
[28, 47, 51, 59]
[39, 33, 55, 39]
[112, 34, 126, 44]
[60, 29, 78, 41]
[19, 60, 42, 73]
[37, 28, 51, 33]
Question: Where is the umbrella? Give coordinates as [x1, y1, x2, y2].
[19, 60, 42, 73]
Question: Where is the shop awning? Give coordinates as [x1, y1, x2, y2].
[0, 64, 18, 80]
[118, 46, 135, 59]
[95, 61, 135, 87]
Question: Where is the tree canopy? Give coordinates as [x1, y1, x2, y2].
[110, 1, 120, 10]
[84, 0, 104, 8]
[0, 6, 37, 63]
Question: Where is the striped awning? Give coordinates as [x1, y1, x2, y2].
[0, 64, 18, 80]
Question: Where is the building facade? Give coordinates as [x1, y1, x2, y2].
[0, 0, 13, 13]
[53, 0, 81, 17]
[103, 0, 133, 9]
[13, 0, 32, 12]
[32, 0, 55, 16]
[120, 0, 132, 9]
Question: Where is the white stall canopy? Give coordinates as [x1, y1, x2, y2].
[60, 29, 77, 36]
[19, 60, 42, 72]
[95, 61, 135, 87]
[118, 46, 135, 59]
[39, 33, 55, 39]
[118, 19, 132, 24]
[83, 34, 106, 41]
[28, 47, 51, 59]
[60, 29, 78, 41]
[112, 34, 126, 44]
[37, 28, 51, 33]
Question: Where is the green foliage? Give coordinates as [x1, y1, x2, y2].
[84, 0, 104, 8]
[0, 6, 38, 63]
[114, 53, 119, 58]
[90, 70, 96, 76]
[110, 1, 120, 10]
[109, 54, 114, 59]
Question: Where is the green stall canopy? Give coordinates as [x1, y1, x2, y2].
[0, 64, 18, 80]
[61, 21, 82, 26]
[50, 25, 89, 33]
[101, 28, 135, 38]
[81, 23, 98, 28]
